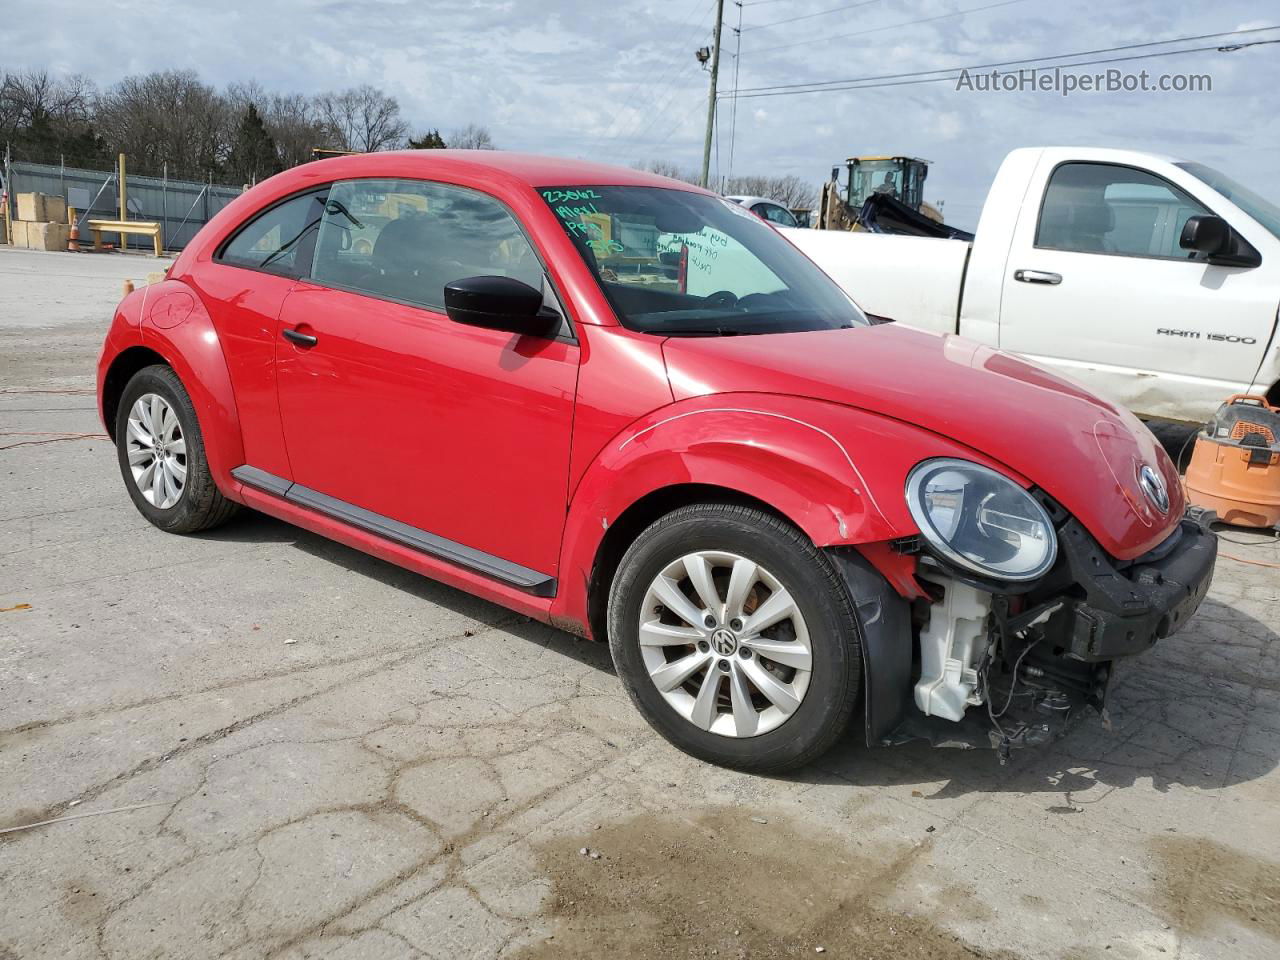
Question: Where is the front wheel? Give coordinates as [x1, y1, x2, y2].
[607, 503, 863, 773]
[115, 365, 239, 534]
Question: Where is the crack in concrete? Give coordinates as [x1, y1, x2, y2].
[0, 617, 511, 738]
[10, 619, 523, 834]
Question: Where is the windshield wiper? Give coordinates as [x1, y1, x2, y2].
[659, 326, 747, 337]
[655, 319, 854, 337]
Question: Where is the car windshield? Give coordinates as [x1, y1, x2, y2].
[1176, 161, 1280, 240]
[539, 185, 866, 335]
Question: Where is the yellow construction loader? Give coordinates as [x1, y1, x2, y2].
[816, 155, 958, 236]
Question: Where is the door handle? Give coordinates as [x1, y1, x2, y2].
[282, 327, 318, 347]
[1013, 269, 1062, 285]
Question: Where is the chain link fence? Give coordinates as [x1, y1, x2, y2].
[3, 159, 244, 252]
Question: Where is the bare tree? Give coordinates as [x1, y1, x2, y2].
[264, 93, 334, 167]
[222, 80, 268, 116]
[313, 85, 407, 152]
[226, 82, 333, 168]
[1, 70, 105, 165]
[97, 70, 230, 178]
[2, 68, 432, 177]
[446, 123, 496, 150]
[725, 174, 816, 209]
[1, 70, 95, 136]
[634, 159, 699, 185]
[1, 70, 58, 131]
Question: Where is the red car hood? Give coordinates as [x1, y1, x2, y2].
[661, 324, 1183, 561]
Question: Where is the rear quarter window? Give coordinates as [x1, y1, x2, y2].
[216, 188, 330, 277]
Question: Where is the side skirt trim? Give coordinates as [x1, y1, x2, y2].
[231, 465, 556, 597]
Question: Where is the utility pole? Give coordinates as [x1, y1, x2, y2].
[727, 1, 743, 184]
[700, 0, 725, 189]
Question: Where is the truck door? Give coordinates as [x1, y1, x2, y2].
[997, 159, 1277, 422]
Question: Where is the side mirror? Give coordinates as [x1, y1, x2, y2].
[443, 276, 559, 337]
[1179, 215, 1229, 257]
[1179, 214, 1262, 268]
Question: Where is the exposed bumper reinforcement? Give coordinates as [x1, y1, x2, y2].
[1050, 512, 1217, 662]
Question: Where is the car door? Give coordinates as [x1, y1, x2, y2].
[997, 160, 1277, 419]
[273, 177, 579, 584]
[201, 186, 329, 479]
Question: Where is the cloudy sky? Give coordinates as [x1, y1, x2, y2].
[11, 0, 1279, 228]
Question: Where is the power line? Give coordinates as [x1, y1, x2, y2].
[604, 0, 717, 145]
[761, 0, 1030, 54]
[649, 95, 712, 150]
[727, 0, 745, 181]
[721, 36, 1280, 99]
[613, 0, 714, 117]
[613, 64, 703, 145]
[728, 41, 1280, 99]
[724, 24, 1280, 96]
[742, 0, 888, 32]
[608, 0, 715, 146]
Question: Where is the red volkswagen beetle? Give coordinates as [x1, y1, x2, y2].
[97, 152, 1215, 771]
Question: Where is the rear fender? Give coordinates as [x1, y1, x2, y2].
[107, 281, 245, 494]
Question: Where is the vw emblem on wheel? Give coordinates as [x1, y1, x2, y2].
[710, 628, 738, 656]
[1138, 464, 1170, 514]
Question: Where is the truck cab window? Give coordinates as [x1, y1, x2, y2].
[1037, 162, 1211, 260]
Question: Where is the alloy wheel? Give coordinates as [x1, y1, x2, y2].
[638, 550, 813, 738]
[125, 393, 187, 509]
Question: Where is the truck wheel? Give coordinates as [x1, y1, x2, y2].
[607, 503, 862, 772]
[115, 365, 239, 534]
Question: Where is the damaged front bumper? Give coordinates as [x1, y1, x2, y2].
[1048, 512, 1217, 662]
[837, 508, 1218, 755]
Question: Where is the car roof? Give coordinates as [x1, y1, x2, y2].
[293, 150, 712, 192]
[725, 195, 779, 207]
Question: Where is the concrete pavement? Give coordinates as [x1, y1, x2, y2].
[2, 245, 1278, 960]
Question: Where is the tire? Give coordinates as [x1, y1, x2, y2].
[607, 503, 862, 773]
[115, 364, 239, 534]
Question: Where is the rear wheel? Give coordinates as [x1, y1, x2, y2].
[115, 365, 239, 534]
[608, 503, 862, 772]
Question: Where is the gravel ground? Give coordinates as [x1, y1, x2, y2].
[2, 245, 1279, 960]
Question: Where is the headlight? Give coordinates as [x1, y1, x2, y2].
[905, 459, 1057, 582]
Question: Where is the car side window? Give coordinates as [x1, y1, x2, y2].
[217, 188, 329, 277]
[1037, 162, 1211, 259]
[309, 178, 544, 310]
[756, 203, 798, 228]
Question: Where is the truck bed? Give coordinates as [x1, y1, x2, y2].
[782, 228, 969, 334]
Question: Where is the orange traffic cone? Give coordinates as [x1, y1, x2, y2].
[68, 220, 81, 252]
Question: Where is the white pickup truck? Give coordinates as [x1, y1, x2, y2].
[786, 147, 1280, 423]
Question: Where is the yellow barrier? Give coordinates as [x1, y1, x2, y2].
[86, 219, 163, 257]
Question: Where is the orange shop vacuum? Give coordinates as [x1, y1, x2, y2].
[1184, 395, 1280, 529]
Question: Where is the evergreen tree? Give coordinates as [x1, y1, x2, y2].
[407, 129, 446, 149]
[9, 106, 108, 167]
[226, 103, 282, 184]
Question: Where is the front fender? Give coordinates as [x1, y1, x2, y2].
[106, 281, 245, 495]
[552, 392, 1005, 629]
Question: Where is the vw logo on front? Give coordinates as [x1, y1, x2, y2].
[1138, 464, 1170, 514]
[710, 628, 738, 656]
